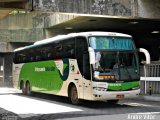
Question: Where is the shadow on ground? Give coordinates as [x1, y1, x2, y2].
[12, 92, 160, 120]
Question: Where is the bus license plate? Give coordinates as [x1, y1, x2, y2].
[116, 94, 124, 99]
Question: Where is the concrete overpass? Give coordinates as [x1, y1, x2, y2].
[0, 0, 160, 18]
[32, 0, 160, 19]
[0, 0, 160, 87]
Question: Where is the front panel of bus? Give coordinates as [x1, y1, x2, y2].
[88, 36, 140, 100]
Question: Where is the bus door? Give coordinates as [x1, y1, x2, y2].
[76, 37, 91, 100]
[82, 52, 92, 100]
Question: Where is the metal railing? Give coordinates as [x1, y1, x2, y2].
[140, 61, 160, 94]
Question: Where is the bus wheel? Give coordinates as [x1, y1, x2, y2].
[25, 82, 31, 95]
[20, 81, 25, 94]
[107, 100, 119, 104]
[70, 85, 81, 105]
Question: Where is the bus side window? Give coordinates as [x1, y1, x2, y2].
[22, 56, 27, 63]
[33, 46, 45, 61]
[36, 56, 41, 61]
[21, 50, 29, 63]
[30, 57, 35, 62]
[48, 53, 52, 59]
[28, 49, 36, 62]
[55, 45, 63, 59]
[62, 38, 75, 59]
[14, 52, 22, 63]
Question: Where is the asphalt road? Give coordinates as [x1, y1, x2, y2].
[0, 88, 160, 120]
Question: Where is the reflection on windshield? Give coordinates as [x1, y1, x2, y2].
[118, 52, 139, 80]
[93, 52, 103, 71]
[93, 52, 117, 71]
[93, 51, 139, 81]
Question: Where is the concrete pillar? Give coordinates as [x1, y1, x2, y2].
[0, 54, 4, 86]
[3, 53, 13, 87]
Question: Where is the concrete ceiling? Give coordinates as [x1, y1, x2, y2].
[50, 15, 160, 34]
[0, 0, 27, 8]
[47, 15, 160, 48]
[0, 0, 27, 19]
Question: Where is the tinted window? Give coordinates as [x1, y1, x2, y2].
[62, 38, 75, 58]
[14, 38, 76, 63]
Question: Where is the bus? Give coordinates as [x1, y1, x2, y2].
[13, 32, 140, 104]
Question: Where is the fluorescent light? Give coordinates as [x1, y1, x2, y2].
[65, 27, 72, 30]
[129, 22, 138, 24]
[151, 31, 160, 34]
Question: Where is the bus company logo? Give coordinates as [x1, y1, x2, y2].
[109, 83, 121, 87]
[35, 67, 45, 72]
[35, 67, 55, 72]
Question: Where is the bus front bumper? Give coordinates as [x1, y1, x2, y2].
[92, 89, 140, 101]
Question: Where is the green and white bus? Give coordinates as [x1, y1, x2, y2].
[13, 32, 140, 104]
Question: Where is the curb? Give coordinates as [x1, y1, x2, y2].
[143, 95, 160, 102]
[128, 95, 160, 102]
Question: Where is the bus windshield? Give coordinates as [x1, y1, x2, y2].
[89, 36, 135, 50]
[89, 36, 139, 81]
[92, 51, 139, 81]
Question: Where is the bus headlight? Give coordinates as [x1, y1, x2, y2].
[98, 75, 115, 80]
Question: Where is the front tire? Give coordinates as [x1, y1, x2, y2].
[70, 85, 81, 105]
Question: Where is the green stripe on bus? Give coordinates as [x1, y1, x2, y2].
[18, 59, 69, 94]
[107, 81, 139, 91]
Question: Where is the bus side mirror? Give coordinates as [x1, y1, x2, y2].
[139, 48, 151, 64]
[88, 47, 96, 64]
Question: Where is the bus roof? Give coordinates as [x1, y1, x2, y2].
[14, 32, 132, 52]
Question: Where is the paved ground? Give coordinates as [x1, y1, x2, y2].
[0, 88, 160, 120]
